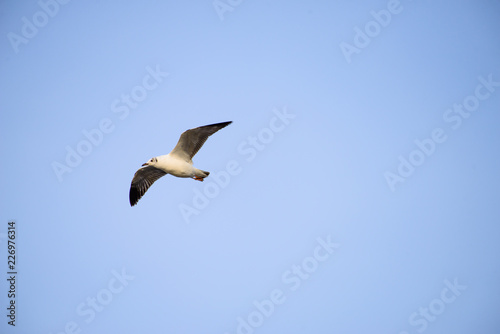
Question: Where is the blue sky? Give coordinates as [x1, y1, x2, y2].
[1, 1, 500, 333]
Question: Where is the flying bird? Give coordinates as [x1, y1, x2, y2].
[129, 121, 232, 206]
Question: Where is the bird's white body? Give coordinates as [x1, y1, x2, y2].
[154, 154, 206, 178]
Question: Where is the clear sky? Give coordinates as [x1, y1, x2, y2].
[1, 1, 500, 333]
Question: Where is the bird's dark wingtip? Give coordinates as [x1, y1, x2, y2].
[209, 121, 232, 128]
[129, 187, 139, 206]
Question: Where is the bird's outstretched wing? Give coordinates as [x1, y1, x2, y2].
[129, 165, 167, 206]
[169, 121, 232, 162]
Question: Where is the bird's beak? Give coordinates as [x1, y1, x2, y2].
[142, 162, 149, 166]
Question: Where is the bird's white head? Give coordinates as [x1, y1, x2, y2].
[142, 157, 158, 166]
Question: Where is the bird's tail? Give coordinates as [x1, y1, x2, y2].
[194, 169, 210, 178]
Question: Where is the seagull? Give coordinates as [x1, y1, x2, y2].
[129, 121, 232, 206]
